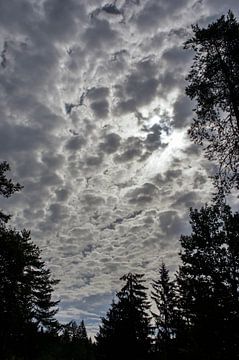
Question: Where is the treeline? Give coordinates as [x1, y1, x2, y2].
[1, 9, 239, 360]
[0, 162, 95, 359]
[96, 204, 239, 360]
[1, 178, 239, 360]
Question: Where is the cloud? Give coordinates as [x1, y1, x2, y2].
[126, 183, 159, 205]
[173, 95, 193, 128]
[114, 136, 143, 163]
[114, 59, 159, 114]
[65, 135, 87, 151]
[99, 133, 121, 154]
[83, 18, 118, 50]
[0, 0, 238, 337]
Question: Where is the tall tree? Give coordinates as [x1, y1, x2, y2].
[151, 263, 177, 358]
[185, 11, 239, 196]
[0, 226, 60, 358]
[0, 161, 59, 359]
[96, 273, 152, 360]
[177, 204, 239, 360]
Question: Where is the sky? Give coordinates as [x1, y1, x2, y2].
[0, 0, 238, 337]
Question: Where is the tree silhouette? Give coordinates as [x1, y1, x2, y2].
[96, 273, 152, 360]
[151, 263, 178, 359]
[0, 161, 59, 359]
[60, 320, 93, 360]
[0, 161, 22, 223]
[185, 10, 239, 196]
[176, 204, 239, 359]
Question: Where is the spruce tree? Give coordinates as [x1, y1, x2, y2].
[96, 273, 152, 360]
[151, 263, 177, 358]
[0, 161, 59, 358]
[177, 204, 239, 359]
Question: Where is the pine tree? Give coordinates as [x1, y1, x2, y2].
[185, 10, 239, 196]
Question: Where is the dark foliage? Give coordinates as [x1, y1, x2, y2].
[176, 204, 239, 359]
[0, 161, 22, 223]
[0, 162, 60, 359]
[185, 10, 239, 196]
[151, 263, 179, 359]
[57, 320, 95, 360]
[0, 162, 96, 359]
[96, 273, 152, 360]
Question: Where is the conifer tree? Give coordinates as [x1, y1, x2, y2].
[177, 204, 239, 359]
[96, 273, 152, 360]
[151, 263, 177, 358]
[0, 161, 59, 358]
[185, 10, 239, 196]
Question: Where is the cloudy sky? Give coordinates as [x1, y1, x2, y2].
[0, 0, 238, 337]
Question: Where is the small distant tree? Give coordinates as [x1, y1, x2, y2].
[185, 11, 239, 196]
[96, 273, 152, 360]
[60, 320, 94, 360]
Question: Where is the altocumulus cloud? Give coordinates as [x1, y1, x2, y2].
[0, 0, 238, 337]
